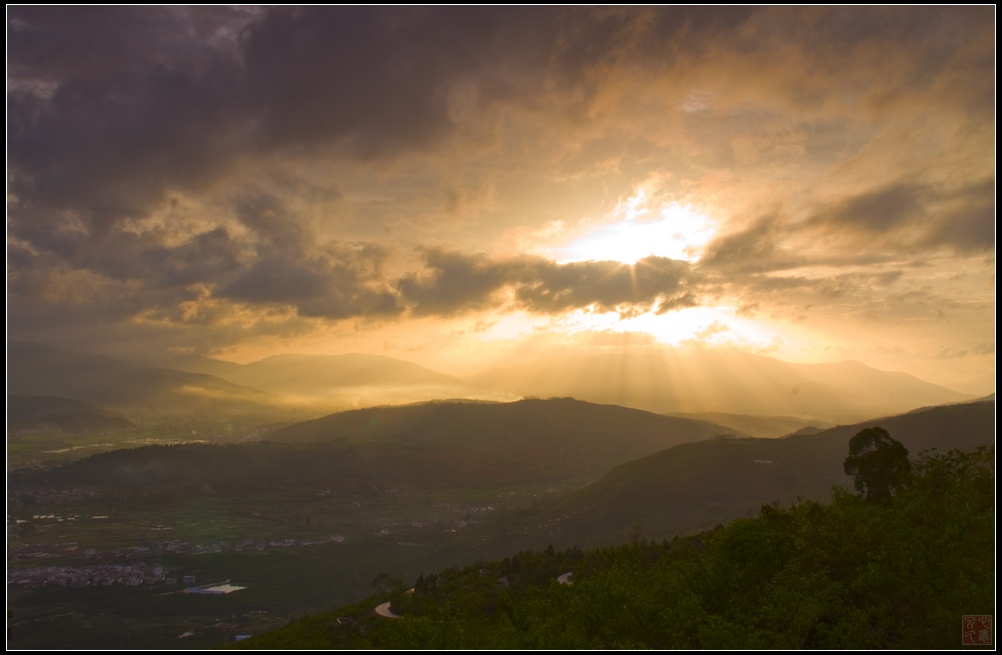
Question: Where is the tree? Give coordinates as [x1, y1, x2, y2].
[843, 427, 911, 501]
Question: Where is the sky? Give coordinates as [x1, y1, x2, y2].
[7, 7, 995, 384]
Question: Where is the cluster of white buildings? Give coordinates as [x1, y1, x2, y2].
[8, 563, 168, 588]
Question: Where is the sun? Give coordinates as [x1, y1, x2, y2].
[553, 195, 717, 265]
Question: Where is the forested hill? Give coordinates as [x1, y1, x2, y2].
[264, 397, 736, 482]
[447, 398, 996, 552]
[232, 445, 994, 649]
[21, 398, 735, 492]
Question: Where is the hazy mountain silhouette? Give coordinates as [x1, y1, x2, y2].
[129, 346, 975, 420]
[945, 373, 996, 396]
[7, 395, 135, 432]
[156, 352, 468, 394]
[7, 342, 274, 412]
[466, 350, 973, 422]
[664, 411, 831, 438]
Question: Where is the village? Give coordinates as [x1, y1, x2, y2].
[8, 562, 169, 588]
[7, 501, 504, 590]
[7, 533, 351, 589]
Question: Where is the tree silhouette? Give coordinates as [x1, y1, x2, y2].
[843, 427, 911, 501]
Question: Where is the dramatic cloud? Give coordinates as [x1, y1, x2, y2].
[399, 251, 697, 317]
[6, 7, 995, 384]
[221, 249, 402, 320]
[808, 180, 995, 253]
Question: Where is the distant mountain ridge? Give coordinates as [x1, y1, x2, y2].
[464, 350, 974, 422]
[268, 397, 738, 481]
[11, 341, 979, 423]
[7, 395, 135, 432]
[31, 398, 738, 492]
[664, 411, 831, 438]
[7, 342, 275, 413]
[944, 372, 996, 396]
[156, 352, 468, 394]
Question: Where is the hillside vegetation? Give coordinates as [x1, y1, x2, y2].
[234, 445, 994, 649]
[451, 399, 995, 552]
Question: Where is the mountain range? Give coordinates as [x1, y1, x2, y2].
[7, 395, 136, 432]
[465, 350, 977, 423]
[8, 341, 984, 423]
[7, 342, 274, 413]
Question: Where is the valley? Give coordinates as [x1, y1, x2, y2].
[5, 342, 995, 649]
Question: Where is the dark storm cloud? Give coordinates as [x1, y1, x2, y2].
[8, 6, 248, 235]
[6, 6, 994, 365]
[396, 251, 509, 316]
[219, 191, 403, 320]
[9, 6, 989, 256]
[65, 228, 243, 288]
[921, 179, 996, 252]
[9, 183, 402, 325]
[149, 228, 244, 288]
[221, 249, 402, 320]
[7, 6, 556, 240]
[702, 176, 994, 280]
[785, 7, 993, 111]
[546, 7, 755, 87]
[6, 244, 186, 332]
[240, 7, 556, 158]
[7, 6, 766, 247]
[398, 250, 697, 316]
[810, 179, 996, 253]
[699, 216, 802, 275]
[817, 184, 928, 232]
[234, 192, 311, 249]
[517, 256, 697, 315]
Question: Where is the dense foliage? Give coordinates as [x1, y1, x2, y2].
[234, 446, 994, 649]
[843, 426, 911, 501]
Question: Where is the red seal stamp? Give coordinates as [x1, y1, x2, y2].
[962, 615, 992, 646]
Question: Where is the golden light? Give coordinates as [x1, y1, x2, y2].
[550, 305, 779, 350]
[552, 194, 717, 265]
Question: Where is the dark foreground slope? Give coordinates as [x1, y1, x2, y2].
[452, 398, 996, 551]
[234, 446, 994, 649]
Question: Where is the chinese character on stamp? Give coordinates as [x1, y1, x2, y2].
[962, 615, 992, 646]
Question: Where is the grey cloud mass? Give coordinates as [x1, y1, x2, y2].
[399, 251, 697, 317]
[6, 7, 994, 383]
[222, 249, 402, 320]
[11, 7, 991, 243]
[808, 180, 995, 253]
